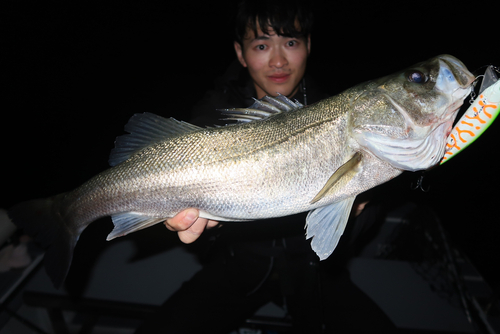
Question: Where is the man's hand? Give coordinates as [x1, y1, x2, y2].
[164, 208, 219, 243]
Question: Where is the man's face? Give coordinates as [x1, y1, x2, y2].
[234, 24, 310, 99]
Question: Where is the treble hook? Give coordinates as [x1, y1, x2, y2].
[411, 174, 430, 192]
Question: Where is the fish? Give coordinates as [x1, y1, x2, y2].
[8, 54, 474, 288]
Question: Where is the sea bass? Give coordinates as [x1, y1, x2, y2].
[9, 55, 474, 287]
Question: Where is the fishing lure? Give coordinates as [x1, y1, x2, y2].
[440, 66, 500, 164]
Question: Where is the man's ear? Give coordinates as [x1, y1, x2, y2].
[234, 41, 247, 67]
[307, 34, 311, 56]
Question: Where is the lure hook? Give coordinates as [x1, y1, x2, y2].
[411, 174, 430, 192]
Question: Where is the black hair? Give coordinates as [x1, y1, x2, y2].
[234, 0, 314, 45]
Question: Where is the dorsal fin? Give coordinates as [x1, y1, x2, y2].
[109, 112, 201, 166]
[220, 94, 304, 123]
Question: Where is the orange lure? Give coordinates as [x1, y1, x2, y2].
[440, 67, 500, 164]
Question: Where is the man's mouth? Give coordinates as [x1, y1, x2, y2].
[268, 73, 290, 83]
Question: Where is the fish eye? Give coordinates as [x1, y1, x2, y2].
[407, 70, 428, 84]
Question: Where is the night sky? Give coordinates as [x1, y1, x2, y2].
[2, 0, 499, 289]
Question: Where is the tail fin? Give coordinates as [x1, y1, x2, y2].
[8, 193, 80, 288]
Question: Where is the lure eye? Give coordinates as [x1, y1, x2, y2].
[407, 71, 428, 84]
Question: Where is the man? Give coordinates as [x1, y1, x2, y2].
[165, 0, 316, 243]
[136, 1, 396, 332]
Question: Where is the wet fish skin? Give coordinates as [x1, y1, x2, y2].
[8, 55, 475, 287]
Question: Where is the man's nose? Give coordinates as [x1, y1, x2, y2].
[269, 48, 288, 68]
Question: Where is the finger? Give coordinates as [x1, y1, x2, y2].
[164, 208, 199, 231]
[354, 201, 369, 217]
[206, 220, 219, 229]
[177, 217, 209, 244]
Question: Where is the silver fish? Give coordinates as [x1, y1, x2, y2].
[9, 55, 474, 287]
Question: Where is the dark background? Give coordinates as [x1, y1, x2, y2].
[1, 0, 499, 290]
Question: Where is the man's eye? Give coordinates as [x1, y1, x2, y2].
[256, 44, 266, 50]
[287, 40, 297, 47]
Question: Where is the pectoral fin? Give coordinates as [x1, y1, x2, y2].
[306, 196, 356, 260]
[310, 152, 362, 204]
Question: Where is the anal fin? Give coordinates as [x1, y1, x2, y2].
[108, 212, 166, 240]
[306, 196, 356, 260]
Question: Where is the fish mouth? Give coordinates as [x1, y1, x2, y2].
[429, 56, 475, 152]
[437, 55, 476, 90]
[435, 55, 475, 121]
